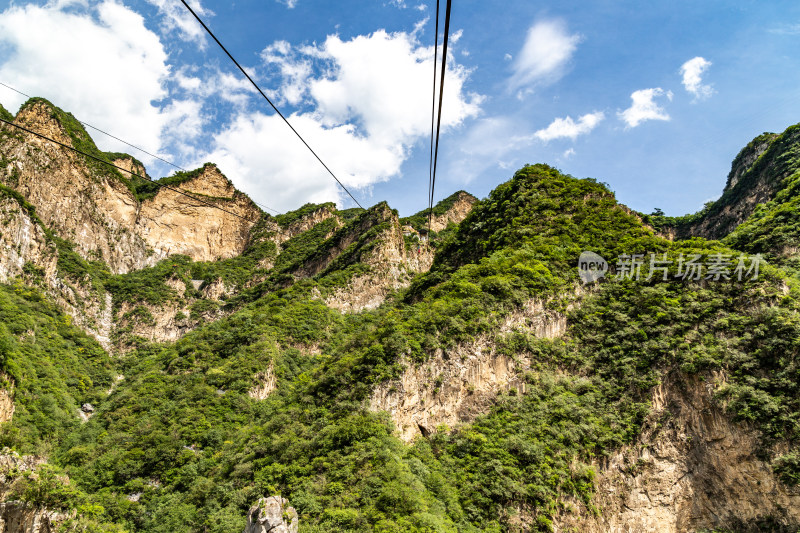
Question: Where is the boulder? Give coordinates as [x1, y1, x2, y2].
[244, 496, 298, 533]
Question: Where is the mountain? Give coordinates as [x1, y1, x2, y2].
[1, 98, 800, 533]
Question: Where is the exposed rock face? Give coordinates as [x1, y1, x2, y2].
[0, 102, 261, 274]
[0, 193, 113, 349]
[0, 382, 14, 424]
[249, 364, 276, 400]
[554, 372, 800, 533]
[725, 133, 779, 192]
[1, 101, 151, 274]
[676, 128, 797, 240]
[371, 299, 566, 441]
[0, 502, 61, 533]
[136, 164, 261, 264]
[323, 205, 434, 313]
[0, 452, 65, 533]
[244, 496, 298, 533]
[429, 191, 477, 232]
[0, 196, 57, 285]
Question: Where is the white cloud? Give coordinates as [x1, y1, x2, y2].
[450, 116, 535, 183]
[534, 111, 604, 141]
[680, 56, 714, 100]
[202, 29, 482, 211]
[144, 0, 212, 47]
[563, 148, 576, 158]
[276, 0, 298, 8]
[510, 19, 581, 93]
[618, 88, 672, 128]
[768, 23, 800, 35]
[0, 1, 196, 162]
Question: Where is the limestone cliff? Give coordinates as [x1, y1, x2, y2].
[428, 191, 477, 232]
[136, 164, 261, 264]
[554, 372, 800, 533]
[322, 193, 475, 313]
[675, 126, 799, 240]
[244, 496, 298, 533]
[323, 206, 434, 313]
[0, 377, 13, 425]
[0, 100, 151, 274]
[371, 299, 567, 441]
[0, 452, 65, 533]
[0, 190, 113, 348]
[0, 100, 262, 274]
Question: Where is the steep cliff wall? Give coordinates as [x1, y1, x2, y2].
[428, 191, 477, 232]
[676, 126, 799, 240]
[323, 194, 475, 313]
[0, 191, 113, 349]
[554, 372, 800, 533]
[136, 164, 260, 264]
[0, 100, 262, 274]
[371, 299, 567, 441]
[0, 100, 151, 274]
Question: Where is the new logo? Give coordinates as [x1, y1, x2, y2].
[578, 251, 608, 284]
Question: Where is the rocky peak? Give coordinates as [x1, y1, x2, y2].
[429, 190, 477, 232]
[13, 99, 77, 149]
[111, 156, 148, 180]
[724, 132, 779, 192]
[676, 124, 800, 240]
[177, 163, 237, 198]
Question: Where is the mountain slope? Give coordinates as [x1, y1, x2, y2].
[1, 98, 800, 533]
[0, 98, 262, 275]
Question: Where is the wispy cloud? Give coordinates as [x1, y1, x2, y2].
[768, 23, 800, 35]
[680, 57, 714, 100]
[276, 0, 298, 8]
[509, 18, 581, 96]
[618, 88, 672, 128]
[534, 111, 605, 141]
[144, 0, 212, 47]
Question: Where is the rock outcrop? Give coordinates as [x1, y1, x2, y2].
[136, 164, 261, 265]
[371, 299, 567, 441]
[428, 191, 477, 232]
[554, 372, 800, 532]
[0, 101, 262, 274]
[675, 126, 799, 240]
[248, 364, 276, 400]
[0, 452, 66, 533]
[0, 191, 113, 349]
[0, 382, 13, 425]
[321, 204, 435, 313]
[244, 496, 298, 533]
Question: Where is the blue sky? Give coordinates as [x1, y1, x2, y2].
[1, 0, 799, 216]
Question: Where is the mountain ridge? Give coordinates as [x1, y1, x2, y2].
[0, 98, 799, 532]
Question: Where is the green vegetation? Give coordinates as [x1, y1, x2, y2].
[131, 164, 216, 203]
[0, 283, 116, 454]
[0, 103, 13, 122]
[401, 190, 474, 232]
[275, 202, 336, 228]
[652, 124, 800, 239]
[724, 169, 800, 278]
[2, 151, 800, 533]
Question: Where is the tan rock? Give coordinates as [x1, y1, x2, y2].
[371, 299, 566, 442]
[553, 372, 800, 532]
